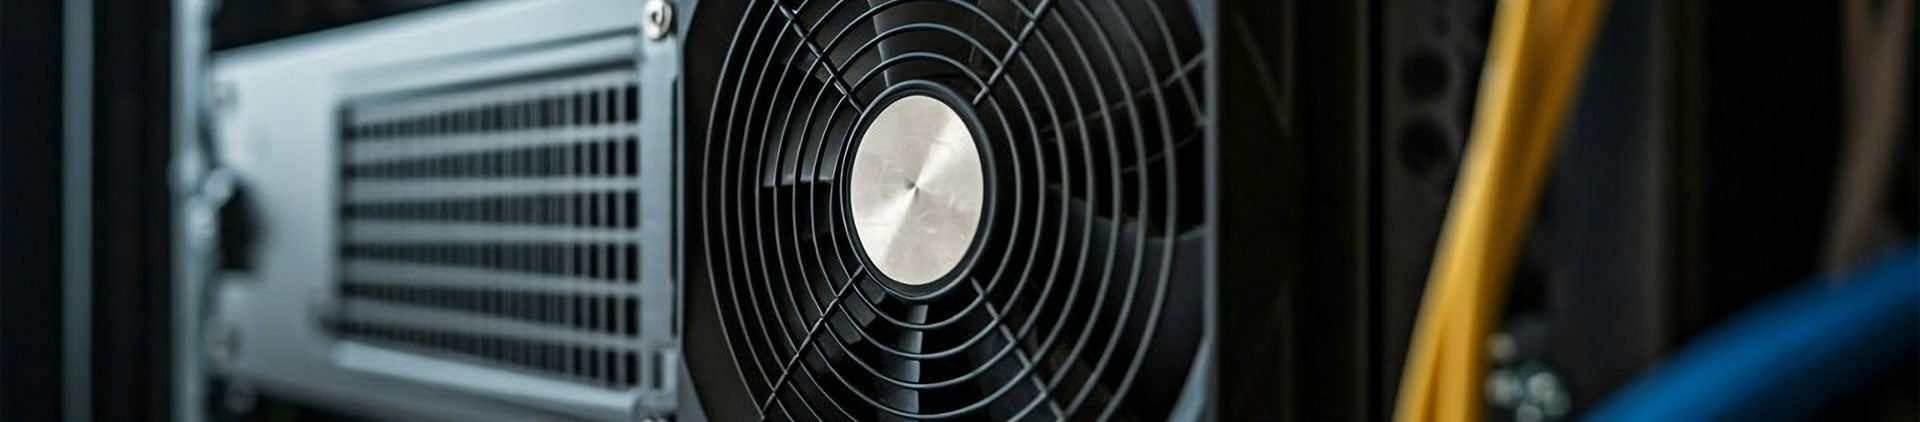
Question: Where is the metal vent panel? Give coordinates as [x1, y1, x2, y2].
[337, 65, 647, 390]
[204, 1, 668, 420]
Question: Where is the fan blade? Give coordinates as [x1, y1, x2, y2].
[945, 283, 1059, 421]
[754, 0, 884, 191]
[765, 176, 843, 254]
[761, 176, 874, 346]
[1008, 77, 1205, 235]
[969, 190, 1199, 419]
[782, 0, 886, 99]
[876, 304, 928, 418]
[1124, 228, 1205, 416]
[1009, 0, 1200, 107]
[756, 67, 858, 189]
[748, 177, 872, 350]
[1001, 0, 1205, 233]
[868, 0, 994, 85]
[759, 104, 854, 188]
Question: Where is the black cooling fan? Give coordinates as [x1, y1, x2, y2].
[684, 0, 1210, 419]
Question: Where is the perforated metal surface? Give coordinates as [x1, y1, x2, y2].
[337, 67, 647, 389]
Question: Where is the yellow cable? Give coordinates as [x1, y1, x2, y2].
[1392, 1, 1534, 419]
[1426, 0, 1538, 415]
[1392, 0, 1609, 421]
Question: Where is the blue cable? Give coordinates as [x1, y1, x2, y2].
[1585, 242, 1920, 422]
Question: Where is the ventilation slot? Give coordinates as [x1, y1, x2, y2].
[336, 67, 644, 389]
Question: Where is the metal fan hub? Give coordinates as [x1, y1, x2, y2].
[848, 95, 985, 286]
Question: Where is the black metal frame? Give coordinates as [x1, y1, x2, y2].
[91, 1, 179, 419]
[1210, 0, 1376, 420]
[0, 1, 72, 418]
[1, 0, 176, 420]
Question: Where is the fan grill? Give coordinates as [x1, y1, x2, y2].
[691, 0, 1209, 419]
[336, 67, 647, 389]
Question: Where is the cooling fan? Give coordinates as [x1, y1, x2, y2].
[683, 0, 1211, 419]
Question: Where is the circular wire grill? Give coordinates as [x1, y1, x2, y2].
[692, 0, 1208, 419]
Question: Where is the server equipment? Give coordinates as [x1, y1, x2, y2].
[173, 0, 1916, 421]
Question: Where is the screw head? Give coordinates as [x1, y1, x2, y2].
[643, 0, 674, 40]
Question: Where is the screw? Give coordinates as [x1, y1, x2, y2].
[643, 0, 674, 40]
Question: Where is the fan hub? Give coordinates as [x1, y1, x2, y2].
[848, 95, 986, 286]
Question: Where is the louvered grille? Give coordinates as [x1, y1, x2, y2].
[336, 67, 645, 388]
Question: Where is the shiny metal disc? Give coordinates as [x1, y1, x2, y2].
[848, 95, 985, 286]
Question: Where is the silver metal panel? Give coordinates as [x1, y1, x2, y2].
[204, 1, 678, 420]
[338, 299, 642, 349]
[172, 0, 210, 419]
[63, 0, 94, 420]
[335, 58, 649, 399]
[335, 342, 636, 418]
